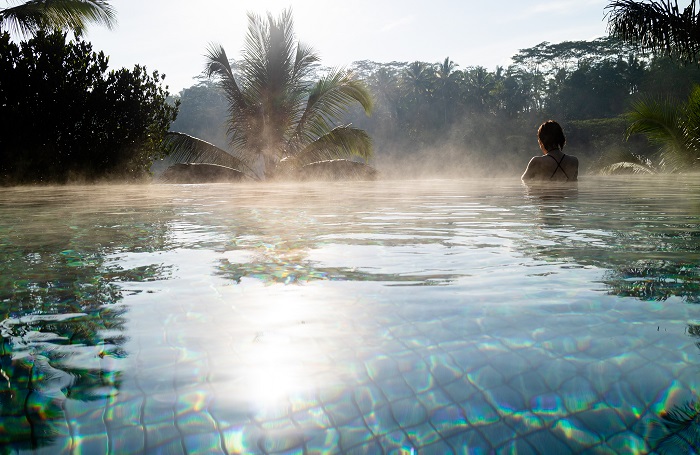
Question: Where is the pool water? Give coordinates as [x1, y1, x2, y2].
[1, 176, 699, 454]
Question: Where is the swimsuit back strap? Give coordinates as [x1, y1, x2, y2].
[547, 154, 569, 180]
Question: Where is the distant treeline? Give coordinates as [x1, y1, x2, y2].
[172, 37, 700, 178]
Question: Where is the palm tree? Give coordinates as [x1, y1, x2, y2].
[463, 66, 495, 113]
[403, 61, 433, 103]
[164, 9, 374, 181]
[601, 85, 700, 173]
[0, 0, 116, 37]
[434, 57, 459, 125]
[606, 0, 700, 62]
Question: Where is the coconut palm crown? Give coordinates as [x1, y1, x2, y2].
[606, 0, 700, 62]
[164, 9, 374, 181]
[0, 0, 116, 37]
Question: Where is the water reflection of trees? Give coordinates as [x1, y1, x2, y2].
[646, 324, 700, 454]
[602, 261, 700, 303]
[0, 252, 127, 451]
[521, 182, 700, 451]
[521, 180, 700, 303]
[216, 239, 460, 286]
[0, 191, 172, 451]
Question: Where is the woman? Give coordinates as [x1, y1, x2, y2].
[521, 120, 578, 182]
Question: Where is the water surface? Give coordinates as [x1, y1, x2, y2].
[1, 176, 699, 454]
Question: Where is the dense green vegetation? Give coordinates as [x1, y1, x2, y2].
[173, 36, 700, 177]
[3, 1, 700, 182]
[164, 9, 374, 181]
[0, 30, 177, 184]
[603, 0, 700, 173]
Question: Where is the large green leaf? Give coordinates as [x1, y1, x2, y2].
[623, 87, 700, 172]
[0, 0, 116, 37]
[606, 0, 700, 62]
[292, 69, 373, 149]
[600, 161, 657, 175]
[290, 125, 373, 167]
[162, 132, 256, 176]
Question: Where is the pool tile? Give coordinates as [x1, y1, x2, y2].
[70, 432, 109, 455]
[354, 383, 387, 414]
[362, 403, 401, 436]
[559, 375, 597, 414]
[443, 378, 478, 403]
[379, 374, 416, 402]
[404, 421, 442, 448]
[429, 403, 468, 439]
[520, 428, 572, 453]
[476, 420, 516, 448]
[390, 397, 428, 428]
[323, 398, 361, 427]
[257, 422, 306, 454]
[461, 393, 500, 427]
[467, 364, 505, 390]
[144, 422, 184, 452]
[109, 425, 145, 454]
[425, 352, 463, 386]
[304, 427, 340, 453]
[337, 416, 373, 451]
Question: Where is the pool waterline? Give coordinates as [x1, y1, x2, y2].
[1, 176, 699, 453]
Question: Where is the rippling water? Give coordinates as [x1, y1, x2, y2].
[1, 176, 699, 454]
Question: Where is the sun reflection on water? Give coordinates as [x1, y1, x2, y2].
[1, 177, 700, 452]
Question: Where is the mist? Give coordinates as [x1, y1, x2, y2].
[168, 37, 700, 182]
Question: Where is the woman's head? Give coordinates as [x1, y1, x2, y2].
[537, 120, 566, 152]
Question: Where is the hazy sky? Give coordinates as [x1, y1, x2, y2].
[87, 0, 611, 93]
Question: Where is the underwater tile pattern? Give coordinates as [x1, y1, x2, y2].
[1, 177, 700, 453]
[35, 296, 700, 455]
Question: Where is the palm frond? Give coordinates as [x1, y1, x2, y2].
[291, 125, 373, 167]
[0, 0, 116, 37]
[658, 146, 700, 171]
[204, 43, 262, 153]
[242, 10, 297, 101]
[605, 0, 700, 62]
[293, 69, 373, 147]
[625, 89, 700, 172]
[626, 96, 687, 149]
[291, 41, 320, 84]
[163, 132, 255, 175]
[293, 159, 378, 181]
[683, 84, 700, 151]
[204, 43, 246, 111]
[600, 161, 658, 174]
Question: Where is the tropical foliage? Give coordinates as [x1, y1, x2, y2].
[603, 1, 700, 173]
[0, 0, 115, 37]
[324, 38, 655, 176]
[0, 30, 178, 184]
[174, 35, 700, 177]
[164, 9, 374, 181]
[602, 85, 700, 173]
[606, 0, 700, 62]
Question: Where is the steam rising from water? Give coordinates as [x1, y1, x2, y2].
[1, 176, 699, 453]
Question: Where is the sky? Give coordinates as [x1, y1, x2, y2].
[86, 0, 611, 94]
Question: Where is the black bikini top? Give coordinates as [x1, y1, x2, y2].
[547, 154, 569, 180]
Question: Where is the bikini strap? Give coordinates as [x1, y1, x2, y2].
[547, 154, 569, 180]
